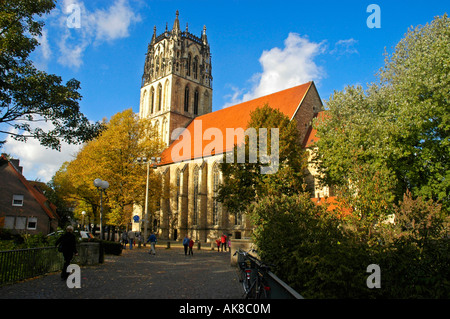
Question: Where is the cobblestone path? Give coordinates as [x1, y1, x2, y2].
[0, 246, 243, 299]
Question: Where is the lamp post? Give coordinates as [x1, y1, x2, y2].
[94, 178, 109, 240]
[136, 156, 160, 242]
[81, 211, 86, 231]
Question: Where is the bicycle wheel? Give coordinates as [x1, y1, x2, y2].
[257, 282, 270, 299]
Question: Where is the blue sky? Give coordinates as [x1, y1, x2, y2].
[3, 0, 448, 182]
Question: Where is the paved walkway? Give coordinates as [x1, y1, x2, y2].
[0, 245, 243, 299]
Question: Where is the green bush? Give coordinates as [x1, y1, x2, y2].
[101, 240, 123, 255]
[250, 192, 450, 298]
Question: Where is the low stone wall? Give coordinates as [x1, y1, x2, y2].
[76, 242, 101, 266]
[229, 238, 258, 266]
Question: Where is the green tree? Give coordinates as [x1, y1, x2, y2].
[217, 104, 307, 214]
[0, 0, 102, 150]
[314, 15, 449, 218]
[379, 14, 450, 205]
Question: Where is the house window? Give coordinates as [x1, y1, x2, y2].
[12, 194, 24, 206]
[4, 216, 15, 229]
[27, 217, 37, 230]
[15, 216, 26, 230]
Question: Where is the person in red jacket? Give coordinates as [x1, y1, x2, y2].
[221, 234, 227, 252]
[188, 238, 194, 255]
[215, 238, 221, 252]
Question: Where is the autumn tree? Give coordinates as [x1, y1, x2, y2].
[52, 109, 164, 232]
[0, 0, 103, 149]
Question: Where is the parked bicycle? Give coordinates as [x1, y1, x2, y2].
[234, 249, 271, 299]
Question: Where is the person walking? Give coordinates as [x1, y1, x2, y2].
[121, 231, 128, 249]
[188, 238, 194, 256]
[215, 238, 221, 252]
[55, 226, 78, 281]
[136, 232, 142, 248]
[182, 235, 190, 255]
[147, 233, 157, 255]
[127, 230, 135, 250]
[221, 234, 227, 252]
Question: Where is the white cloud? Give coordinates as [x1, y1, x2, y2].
[223, 33, 327, 107]
[330, 38, 358, 56]
[2, 122, 82, 183]
[45, 0, 141, 69]
[94, 0, 141, 42]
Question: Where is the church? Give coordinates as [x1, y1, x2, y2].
[135, 12, 330, 244]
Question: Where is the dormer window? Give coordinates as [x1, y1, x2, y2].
[12, 194, 24, 206]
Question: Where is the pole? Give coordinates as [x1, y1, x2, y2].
[100, 189, 103, 240]
[144, 161, 150, 243]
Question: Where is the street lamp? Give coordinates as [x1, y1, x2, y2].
[136, 156, 160, 242]
[81, 211, 86, 231]
[94, 178, 109, 240]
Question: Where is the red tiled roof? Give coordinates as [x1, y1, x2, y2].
[160, 82, 313, 165]
[0, 155, 59, 220]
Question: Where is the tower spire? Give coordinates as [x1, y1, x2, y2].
[151, 25, 156, 44]
[202, 25, 208, 43]
[172, 10, 180, 32]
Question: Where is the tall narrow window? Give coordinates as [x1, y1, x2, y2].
[193, 56, 198, 79]
[157, 83, 162, 111]
[142, 90, 147, 117]
[212, 164, 219, 225]
[163, 80, 170, 111]
[186, 53, 191, 76]
[194, 90, 199, 115]
[235, 212, 242, 226]
[176, 169, 181, 212]
[162, 117, 168, 146]
[184, 86, 189, 112]
[193, 166, 199, 225]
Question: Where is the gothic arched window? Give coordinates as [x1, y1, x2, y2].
[186, 53, 191, 77]
[150, 87, 155, 114]
[194, 89, 199, 115]
[162, 117, 168, 146]
[193, 56, 198, 79]
[163, 80, 170, 111]
[184, 86, 189, 112]
[212, 163, 220, 225]
[193, 165, 199, 225]
[142, 90, 148, 117]
[176, 169, 181, 212]
[157, 83, 162, 111]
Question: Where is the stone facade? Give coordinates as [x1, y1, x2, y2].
[139, 11, 212, 147]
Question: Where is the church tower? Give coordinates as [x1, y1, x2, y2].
[139, 11, 213, 146]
